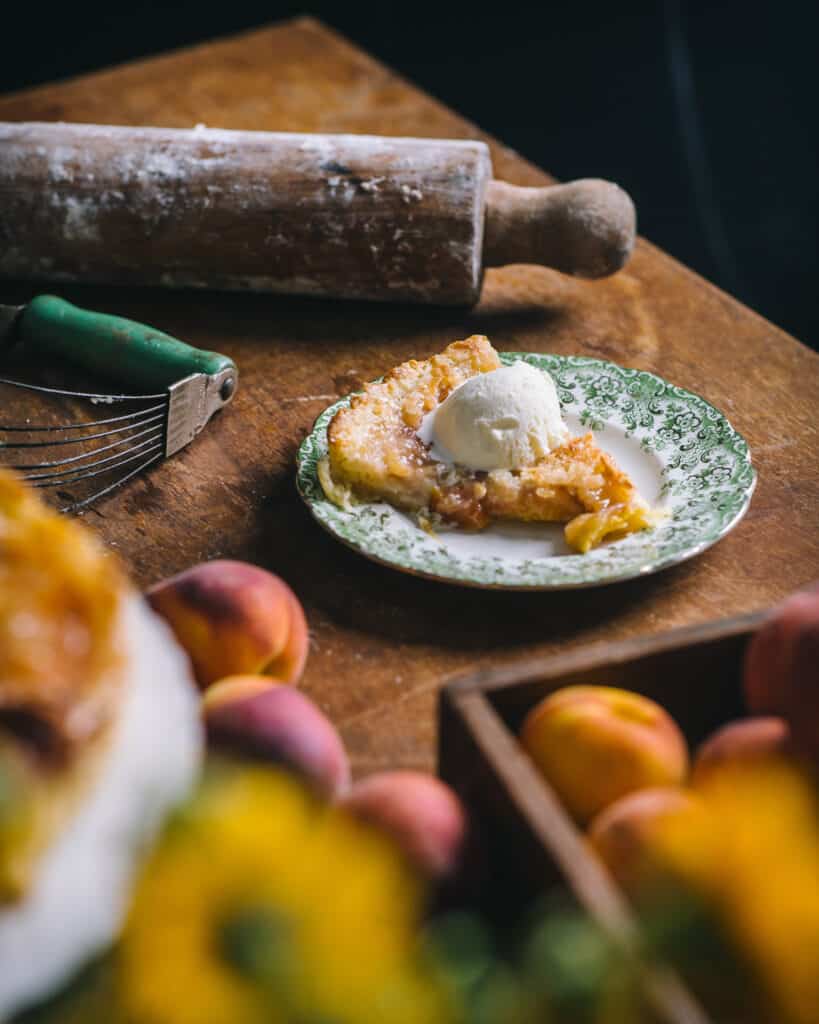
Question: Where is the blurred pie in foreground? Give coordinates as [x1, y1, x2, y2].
[0, 470, 201, 1020]
[319, 336, 658, 553]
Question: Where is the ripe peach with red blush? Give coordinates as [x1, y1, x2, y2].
[204, 683, 350, 799]
[340, 771, 467, 880]
[202, 674, 281, 712]
[743, 584, 819, 761]
[587, 786, 698, 897]
[147, 560, 309, 689]
[744, 584, 819, 714]
[520, 685, 689, 825]
[692, 717, 791, 786]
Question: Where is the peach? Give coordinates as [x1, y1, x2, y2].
[587, 787, 698, 897]
[340, 772, 467, 880]
[744, 583, 819, 714]
[520, 686, 689, 824]
[743, 584, 819, 760]
[202, 674, 281, 711]
[146, 560, 309, 689]
[692, 717, 791, 786]
[204, 685, 350, 799]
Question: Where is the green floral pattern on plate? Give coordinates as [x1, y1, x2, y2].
[296, 353, 755, 590]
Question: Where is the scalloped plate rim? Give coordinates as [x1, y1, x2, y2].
[295, 352, 756, 591]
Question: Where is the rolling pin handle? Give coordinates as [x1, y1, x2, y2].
[482, 178, 636, 278]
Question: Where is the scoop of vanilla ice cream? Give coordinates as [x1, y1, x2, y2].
[431, 362, 568, 470]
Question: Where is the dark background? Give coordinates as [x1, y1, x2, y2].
[2, 1, 817, 348]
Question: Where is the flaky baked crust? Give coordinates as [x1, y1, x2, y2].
[321, 336, 656, 551]
[0, 470, 126, 900]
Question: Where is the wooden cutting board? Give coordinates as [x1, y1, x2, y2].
[1, 17, 817, 777]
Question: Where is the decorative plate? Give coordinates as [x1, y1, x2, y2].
[296, 353, 755, 590]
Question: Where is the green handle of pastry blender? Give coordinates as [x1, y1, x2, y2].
[17, 295, 235, 391]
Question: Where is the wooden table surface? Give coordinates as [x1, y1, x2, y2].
[1, 17, 817, 777]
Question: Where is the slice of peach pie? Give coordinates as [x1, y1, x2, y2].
[318, 336, 658, 553]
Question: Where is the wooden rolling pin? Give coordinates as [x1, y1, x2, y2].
[0, 122, 636, 305]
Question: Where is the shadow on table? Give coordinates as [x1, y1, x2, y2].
[245, 476, 686, 654]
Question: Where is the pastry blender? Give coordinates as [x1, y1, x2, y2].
[0, 295, 237, 512]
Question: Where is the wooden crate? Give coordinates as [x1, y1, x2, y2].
[438, 609, 767, 1024]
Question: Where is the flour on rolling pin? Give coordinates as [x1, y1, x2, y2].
[0, 122, 636, 305]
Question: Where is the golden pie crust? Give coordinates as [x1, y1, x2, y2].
[319, 336, 656, 552]
[0, 470, 125, 901]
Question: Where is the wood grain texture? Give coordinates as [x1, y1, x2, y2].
[0, 17, 817, 778]
[0, 122, 490, 303]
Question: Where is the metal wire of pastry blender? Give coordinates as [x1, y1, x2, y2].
[0, 371, 236, 514]
[0, 295, 237, 513]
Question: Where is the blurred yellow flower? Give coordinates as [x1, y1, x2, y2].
[118, 767, 452, 1024]
[657, 761, 819, 1024]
